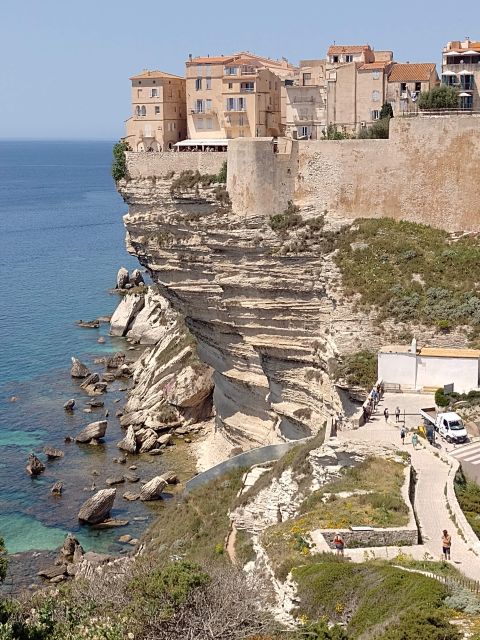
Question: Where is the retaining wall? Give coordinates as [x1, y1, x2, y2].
[125, 151, 226, 179]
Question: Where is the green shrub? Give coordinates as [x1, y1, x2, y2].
[418, 85, 458, 110]
[216, 161, 227, 183]
[322, 125, 349, 140]
[375, 606, 461, 640]
[454, 469, 480, 538]
[270, 201, 302, 233]
[112, 141, 131, 181]
[435, 388, 449, 407]
[444, 584, 480, 614]
[334, 350, 376, 390]
[357, 117, 390, 139]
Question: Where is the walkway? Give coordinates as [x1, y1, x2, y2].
[336, 393, 480, 581]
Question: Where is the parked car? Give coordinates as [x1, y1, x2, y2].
[420, 407, 468, 444]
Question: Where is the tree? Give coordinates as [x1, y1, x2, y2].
[417, 85, 458, 110]
[112, 141, 131, 181]
[380, 103, 394, 119]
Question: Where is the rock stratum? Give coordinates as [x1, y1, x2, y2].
[117, 141, 472, 447]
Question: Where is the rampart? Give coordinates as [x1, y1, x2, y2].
[125, 150, 226, 179]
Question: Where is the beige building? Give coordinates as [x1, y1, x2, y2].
[325, 45, 393, 132]
[284, 60, 327, 139]
[185, 52, 295, 143]
[442, 40, 480, 111]
[124, 70, 186, 151]
[387, 63, 439, 115]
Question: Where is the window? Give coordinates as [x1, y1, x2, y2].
[225, 66, 238, 76]
[172, 122, 176, 130]
[206, 99, 212, 111]
[195, 99, 204, 113]
[400, 82, 407, 92]
[206, 77, 211, 90]
[299, 126, 309, 137]
[141, 105, 146, 116]
[302, 73, 311, 85]
[239, 115, 245, 126]
[228, 82, 233, 89]
[195, 78, 202, 90]
[227, 97, 236, 111]
[371, 109, 380, 120]
[372, 71, 380, 80]
[415, 82, 421, 92]
[135, 106, 141, 116]
[372, 90, 380, 102]
[345, 55, 353, 63]
[150, 88, 158, 97]
[238, 97, 246, 110]
[197, 118, 204, 129]
[333, 55, 339, 63]
[155, 106, 160, 115]
[206, 118, 213, 129]
[241, 82, 254, 92]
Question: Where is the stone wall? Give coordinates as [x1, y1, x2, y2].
[228, 115, 480, 232]
[125, 151, 226, 179]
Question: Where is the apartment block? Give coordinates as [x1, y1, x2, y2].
[185, 52, 295, 142]
[442, 40, 480, 110]
[386, 63, 439, 115]
[284, 60, 327, 139]
[124, 71, 186, 151]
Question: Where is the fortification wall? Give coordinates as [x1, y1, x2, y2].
[125, 151, 226, 179]
[227, 116, 480, 232]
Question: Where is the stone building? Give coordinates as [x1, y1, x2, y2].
[325, 45, 393, 132]
[386, 63, 439, 115]
[124, 70, 186, 151]
[442, 39, 480, 111]
[185, 52, 295, 143]
[283, 60, 327, 140]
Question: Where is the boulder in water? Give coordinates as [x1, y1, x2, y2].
[51, 481, 63, 496]
[26, 454, 45, 476]
[64, 399, 75, 411]
[75, 420, 107, 443]
[78, 488, 116, 524]
[44, 446, 64, 459]
[117, 425, 137, 453]
[116, 267, 129, 290]
[71, 357, 90, 379]
[139, 476, 167, 501]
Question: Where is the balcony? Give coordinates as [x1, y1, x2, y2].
[294, 115, 314, 123]
[190, 107, 216, 115]
[240, 65, 257, 75]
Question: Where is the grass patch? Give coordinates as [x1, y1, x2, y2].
[145, 468, 246, 566]
[269, 201, 302, 233]
[292, 556, 449, 637]
[454, 468, 480, 538]
[234, 529, 256, 567]
[170, 164, 226, 196]
[333, 218, 480, 331]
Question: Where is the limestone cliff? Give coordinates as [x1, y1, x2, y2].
[117, 143, 471, 447]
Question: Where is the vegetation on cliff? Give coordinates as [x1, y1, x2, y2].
[454, 468, 480, 538]
[112, 141, 131, 181]
[333, 350, 377, 390]
[333, 218, 480, 334]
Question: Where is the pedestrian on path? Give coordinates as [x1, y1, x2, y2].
[333, 533, 345, 556]
[412, 432, 419, 450]
[400, 427, 406, 445]
[442, 529, 452, 561]
[383, 407, 389, 422]
[395, 406, 401, 423]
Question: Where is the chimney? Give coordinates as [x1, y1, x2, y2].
[188, 53, 192, 61]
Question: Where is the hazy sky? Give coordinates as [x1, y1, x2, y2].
[1, 0, 479, 139]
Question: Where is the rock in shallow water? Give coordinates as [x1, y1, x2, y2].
[64, 399, 75, 411]
[26, 454, 45, 476]
[44, 446, 64, 459]
[70, 357, 90, 378]
[117, 425, 137, 453]
[78, 488, 116, 524]
[75, 420, 107, 444]
[139, 476, 167, 501]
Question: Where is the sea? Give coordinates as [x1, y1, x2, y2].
[0, 141, 186, 568]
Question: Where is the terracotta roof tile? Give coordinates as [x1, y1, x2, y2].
[188, 55, 234, 64]
[130, 70, 184, 80]
[328, 45, 371, 55]
[359, 61, 391, 70]
[388, 63, 436, 82]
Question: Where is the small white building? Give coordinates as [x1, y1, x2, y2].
[378, 341, 480, 394]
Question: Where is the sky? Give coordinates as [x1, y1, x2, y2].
[1, 0, 479, 140]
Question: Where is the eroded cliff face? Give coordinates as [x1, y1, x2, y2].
[117, 147, 471, 447]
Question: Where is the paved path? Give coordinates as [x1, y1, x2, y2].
[336, 393, 480, 581]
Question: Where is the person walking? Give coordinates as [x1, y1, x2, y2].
[333, 533, 345, 556]
[400, 427, 406, 445]
[383, 407, 389, 422]
[395, 406, 401, 423]
[442, 529, 452, 561]
[411, 432, 419, 450]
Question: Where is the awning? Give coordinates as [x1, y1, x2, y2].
[446, 51, 463, 56]
[174, 138, 230, 148]
[442, 70, 457, 76]
[464, 50, 480, 55]
[459, 92, 472, 97]
[458, 69, 474, 75]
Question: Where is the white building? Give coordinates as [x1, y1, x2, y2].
[378, 343, 480, 394]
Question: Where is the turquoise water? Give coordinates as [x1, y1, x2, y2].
[0, 142, 167, 557]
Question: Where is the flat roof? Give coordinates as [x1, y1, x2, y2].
[379, 344, 414, 354]
[419, 347, 480, 359]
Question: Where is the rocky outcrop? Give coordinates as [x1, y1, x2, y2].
[110, 294, 145, 337]
[75, 420, 107, 443]
[44, 446, 64, 459]
[70, 357, 90, 378]
[64, 399, 75, 411]
[117, 425, 137, 453]
[78, 488, 116, 524]
[139, 476, 167, 501]
[26, 454, 45, 476]
[116, 267, 129, 290]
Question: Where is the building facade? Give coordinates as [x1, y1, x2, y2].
[124, 71, 186, 151]
[442, 40, 480, 111]
[325, 45, 393, 132]
[283, 60, 327, 139]
[185, 52, 295, 142]
[387, 63, 439, 115]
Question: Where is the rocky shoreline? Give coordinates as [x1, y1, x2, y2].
[3, 269, 232, 594]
